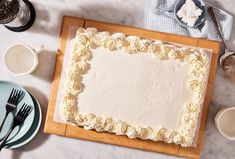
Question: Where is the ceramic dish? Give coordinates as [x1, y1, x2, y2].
[3, 43, 42, 76]
[174, 0, 206, 28]
[0, 81, 35, 144]
[5, 92, 42, 149]
[215, 107, 235, 140]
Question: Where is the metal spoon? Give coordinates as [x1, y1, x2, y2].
[208, 6, 235, 82]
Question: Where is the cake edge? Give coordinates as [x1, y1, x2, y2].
[60, 27, 210, 147]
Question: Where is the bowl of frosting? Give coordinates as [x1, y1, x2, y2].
[174, 0, 206, 28]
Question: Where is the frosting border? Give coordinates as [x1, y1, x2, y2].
[60, 27, 210, 147]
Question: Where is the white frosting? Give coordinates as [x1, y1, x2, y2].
[78, 48, 191, 130]
[177, 0, 203, 27]
[60, 27, 211, 147]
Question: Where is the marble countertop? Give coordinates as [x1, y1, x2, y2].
[0, 0, 235, 158]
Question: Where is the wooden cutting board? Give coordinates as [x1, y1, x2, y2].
[44, 15, 221, 159]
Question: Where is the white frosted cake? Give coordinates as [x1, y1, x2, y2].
[61, 27, 211, 147]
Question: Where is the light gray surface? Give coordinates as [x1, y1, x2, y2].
[0, 0, 234, 159]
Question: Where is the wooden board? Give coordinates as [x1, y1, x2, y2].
[44, 16, 221, 159]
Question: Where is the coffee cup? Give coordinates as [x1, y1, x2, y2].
[3, 43, 43, 76]
[215, 107, 235, 140]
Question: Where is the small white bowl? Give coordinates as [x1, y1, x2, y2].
[3, 43, 43, 76]
[215, 107, 235, 140]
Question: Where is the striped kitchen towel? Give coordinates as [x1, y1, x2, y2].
[144, 0, 233, 41]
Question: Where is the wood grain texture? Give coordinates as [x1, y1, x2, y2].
[85, 19, 199, 46]
[44, 16, 221, 159]
[66, 125, 179, 154]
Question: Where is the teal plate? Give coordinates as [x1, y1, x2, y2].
[0, 81, 35, 144]
[5, 92, 42, 149]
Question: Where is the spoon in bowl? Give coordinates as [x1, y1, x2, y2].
[208, 6, 235, 82]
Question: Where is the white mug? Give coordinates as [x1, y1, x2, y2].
[3, 43, 43, 76]
[214, 107, 235, 140]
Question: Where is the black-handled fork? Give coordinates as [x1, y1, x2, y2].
[0, 89, 23, 133]
[0, 104, 32, 151]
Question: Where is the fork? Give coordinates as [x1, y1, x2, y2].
[0, 88, 23, 133]
[0, 103, 32, 151]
